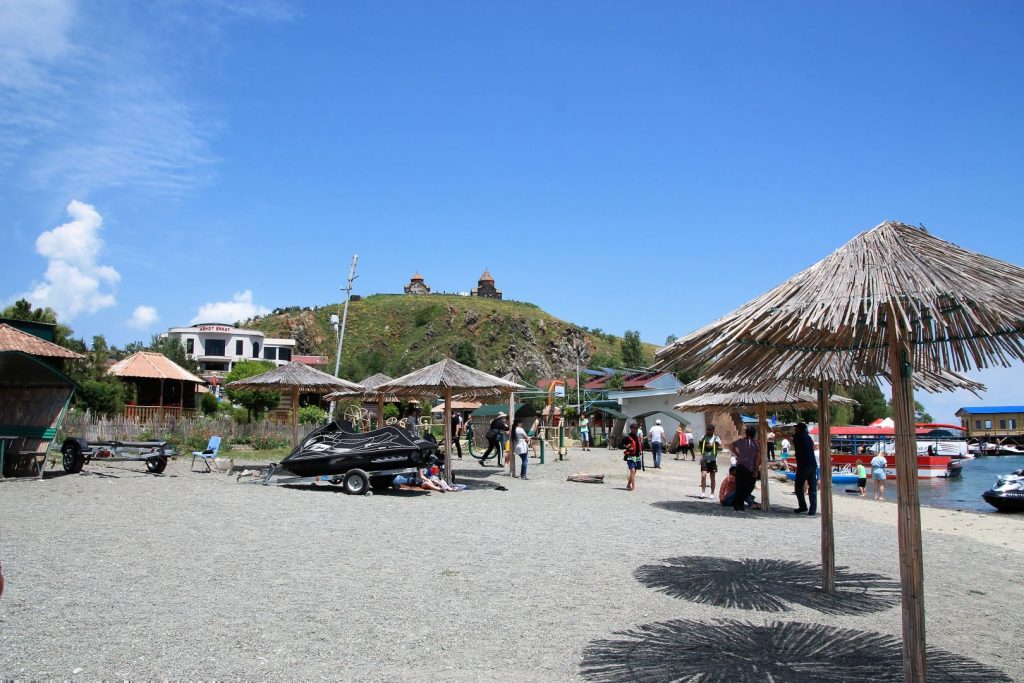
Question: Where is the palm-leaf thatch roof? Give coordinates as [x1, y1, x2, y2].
[227, 362, 364, 394]
[0, 323, 84, 359]
[107, 351, 204, 383]
[377, 358, 524, 400]
[360, 373, 393, 388]
[675, 377, 858, 413]
[655, 221, 1024, 387]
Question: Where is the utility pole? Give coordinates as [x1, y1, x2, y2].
[328, 255, 358, 416]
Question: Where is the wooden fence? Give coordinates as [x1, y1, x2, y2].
[57, 411, 319, 446]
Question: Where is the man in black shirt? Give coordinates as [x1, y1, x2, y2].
[451, 411, 464, 459]
[792, 422, 818, 515]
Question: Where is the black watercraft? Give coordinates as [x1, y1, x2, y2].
[279, 421, 437, 478]
[981, 468, 1024, 512]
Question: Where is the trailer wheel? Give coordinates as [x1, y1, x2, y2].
[146, 456, 168, 474]
[343, 469, 369, 495]
[61, 439, 85, 474]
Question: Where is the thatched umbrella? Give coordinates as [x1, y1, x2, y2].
[655, 220, 1024, 681]
[674, 378, 857, 511]
[227, 362, 363, 447]
[377, 359, 523, 483]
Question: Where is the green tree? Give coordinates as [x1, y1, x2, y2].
[224, 360, 280, 421]
[2, 298, 74, 346]
[199, 392, 219, 416]
[665, 334, 678, 345]
[606, 371, 625, 391]
[620, 330, 646, 369]
[914, 400, 934, 423]
[849, 384, 890, 425]
[148, 334, 201, 375]
[77, 378, 125, 417]
[453, 340, 477, 368]
[590, 351, 621, 370]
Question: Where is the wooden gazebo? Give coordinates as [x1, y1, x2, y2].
[107, 352, 205, 420]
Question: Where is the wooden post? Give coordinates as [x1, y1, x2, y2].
[444, 387, 453, 485]
[757, 404, 770, 512]
[508, 392, 516, 477]
[888, 315, 928, 683]
[818, 380, 835, 593]
[377, 394, 385, 429]
[291, 386, 300, 448]
[159, 378, 165, 418]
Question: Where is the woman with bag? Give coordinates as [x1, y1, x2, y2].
[512, 418, 530, 479]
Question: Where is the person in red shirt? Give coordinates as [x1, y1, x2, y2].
[622, 422, 643, 491]
[718, 467, 736, 506]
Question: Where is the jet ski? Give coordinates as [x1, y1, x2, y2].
[279, 421, 438, 478]
[981, 468, 1024, 512]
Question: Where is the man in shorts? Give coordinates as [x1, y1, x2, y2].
[698, 424, 722, 498]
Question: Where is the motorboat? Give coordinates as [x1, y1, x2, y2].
[272, 421, 439, 492]
[802, 423, 969, 478]
[784, 466, 860, 485]
[981, 468, 1024, 512]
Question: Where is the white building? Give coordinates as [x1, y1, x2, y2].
[163, 323, 297, 378]
[603, 372, 705, 441]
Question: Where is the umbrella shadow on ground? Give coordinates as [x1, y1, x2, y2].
[579, 618, 1011, 682]
[651, 499, 806, 520]
[634, 556, 899, 615]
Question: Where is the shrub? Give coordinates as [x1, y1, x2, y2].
[200, 392, 219, 416]
[299, 405, 328, 425]
[250, 433, 290, 450]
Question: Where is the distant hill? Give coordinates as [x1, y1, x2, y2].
[241, 294, 657, 383]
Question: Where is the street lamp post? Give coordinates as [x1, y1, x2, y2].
[327, 255, 358, 417]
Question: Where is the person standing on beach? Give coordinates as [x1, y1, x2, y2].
[685, 426, 695, 460]
[855, 460, 867, 496]
[871, 451, 888, 500]
[730, 426, 761, 511]
[649, 419, 666, 468]
[623, 422, 643, 491]
[451, 411, 464, 459]
[792, 422, 817, 515]
[698, 424, 722, 498]
[780, 435, 791, 459]
[579, 415, 591, 452]
[512, 418, 530, 479]
[766, 429, 776, 461]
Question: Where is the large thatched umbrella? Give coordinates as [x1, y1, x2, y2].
[675, 378, 857, 511]
[377, 359, 523, 483]
[227, 362, 363, 447]
[655, 221, 1024, 681]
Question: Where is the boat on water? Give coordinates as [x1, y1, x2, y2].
[969, 441, 1024, 456]
[783, 459, 962, 484]
[981, 468, 1024, 512]
[787, 423, 970, 478]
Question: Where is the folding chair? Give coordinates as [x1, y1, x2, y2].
[191, 435, 221, 472]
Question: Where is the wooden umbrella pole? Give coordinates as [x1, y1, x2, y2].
[818, 380, 835, 593]
[291, 386, 300, 448]
[377, 395, 385, 429]
[757, 404, 770, 512]
[888, 317, 928, 683]
[444, 387, 453, 485]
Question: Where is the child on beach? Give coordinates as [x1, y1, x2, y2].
[855, 460, 867, 496]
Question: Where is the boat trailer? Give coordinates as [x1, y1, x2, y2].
[58, 437, 175, 474]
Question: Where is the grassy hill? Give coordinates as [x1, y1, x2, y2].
[242, 294, 657, 383]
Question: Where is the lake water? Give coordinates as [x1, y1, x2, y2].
[914, 455, 1024, 513]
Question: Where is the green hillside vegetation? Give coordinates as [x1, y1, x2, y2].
[243, 294, 658, 383]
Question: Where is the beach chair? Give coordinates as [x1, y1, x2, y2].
[191, 435, 221, 472]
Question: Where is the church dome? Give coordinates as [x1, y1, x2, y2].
[479, 269, 494, 283]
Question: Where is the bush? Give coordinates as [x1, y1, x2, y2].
[250, 433, 291, 450]
[77, 379, 124, 417]
[200, 392, 219, 416]
[299, 405, 328, 425]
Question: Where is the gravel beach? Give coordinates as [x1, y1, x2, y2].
[2, 448, 1022, 681]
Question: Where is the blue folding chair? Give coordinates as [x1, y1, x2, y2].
[191, 435, 222, 472]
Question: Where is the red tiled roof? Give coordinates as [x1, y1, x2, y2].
[622, 371, 671, 388]
[0, 323, 84, 359]
[293, 355, 329, 366]
[536, 378, 578, 390]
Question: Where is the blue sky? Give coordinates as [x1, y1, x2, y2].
[2, 0, 1022, 421]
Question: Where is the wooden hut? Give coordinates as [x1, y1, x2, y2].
[107, 352, 206, 420]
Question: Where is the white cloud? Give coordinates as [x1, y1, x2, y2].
[0, 0, 75, 91]
[22, 199, 120, 319]
[127, 304, 159, 329]
[190, 290, 270, 325]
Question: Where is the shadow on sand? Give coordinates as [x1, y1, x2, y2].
[580, 619, 1011, 682]
[651, 499, 806, 519]
[634, 556, 899, 615]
